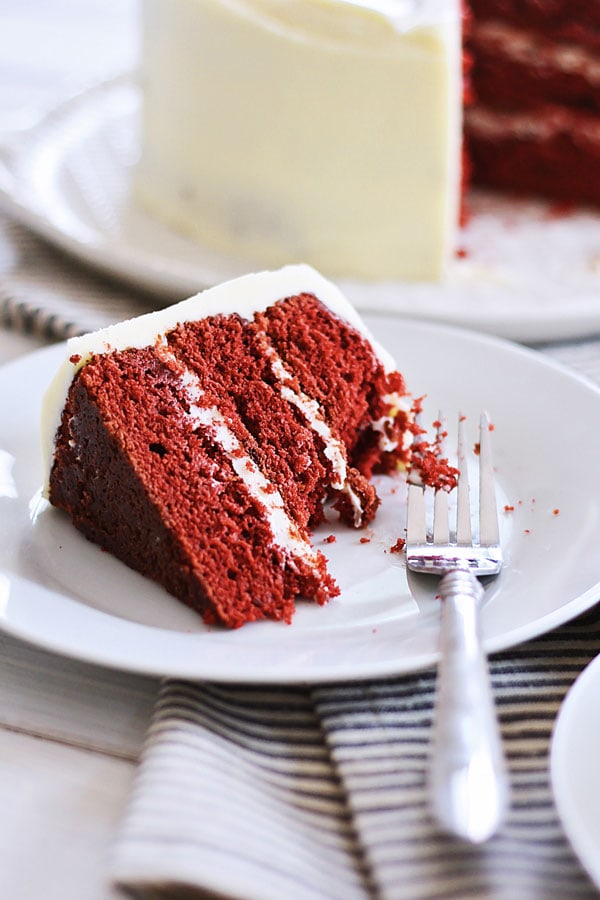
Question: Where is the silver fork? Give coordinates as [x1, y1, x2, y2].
[406, 412, 509, 843]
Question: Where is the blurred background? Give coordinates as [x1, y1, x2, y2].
[1, 1, 137, 130]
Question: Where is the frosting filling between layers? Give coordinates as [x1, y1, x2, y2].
[472, 20, 600, 82]
[466, 105, 600, 142]
[185, 405, 316, 564]
[156, 339, 320, 563]
[257, 336, 365, 525]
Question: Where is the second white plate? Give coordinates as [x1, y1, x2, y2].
[552, 653, 600, 891]
[1, 77, 600, 342]
[2, 317, 600, 681]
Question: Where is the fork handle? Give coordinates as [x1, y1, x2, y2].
[429, 568, 509, 843]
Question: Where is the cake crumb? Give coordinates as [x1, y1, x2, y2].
[408, 410, 459, 492]
[323, 534, 336, 544]
[553, 508, 560, 516]
[359, 537, 371, 544]
[390, 537, 406, 554]
[504, 504, 515, 513]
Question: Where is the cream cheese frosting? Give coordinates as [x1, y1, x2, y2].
[135, 0, 462, 281]
[227, 0, 458, 40]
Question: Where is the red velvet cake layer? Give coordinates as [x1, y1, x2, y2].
[466, 105, 600, 206]
[48, 290, 410, 629]
[469, 21, 600, 114]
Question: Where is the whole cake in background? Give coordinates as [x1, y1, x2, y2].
[135, 0, 463, 282]
[42, 265, 413, 629]
[134, 0, 600, 284]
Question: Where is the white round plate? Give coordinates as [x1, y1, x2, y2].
[2, 316, 600, 682]
[551, 654, 600, 890]
[1, 77, 600, 342]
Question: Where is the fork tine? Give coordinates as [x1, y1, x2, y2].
[433, 489, 450, 544]
[432, 413, 450, 544]
[407, 412, 427, 543]
[407, 482, 427, 543]
[479, 412, 500, 547]
[456, 414, 472, 545]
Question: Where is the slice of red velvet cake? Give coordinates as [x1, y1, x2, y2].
[42, 265, 412, 629]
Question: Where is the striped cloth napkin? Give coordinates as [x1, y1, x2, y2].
[3, 219, 600, 899]
[110, 609, 600, 900]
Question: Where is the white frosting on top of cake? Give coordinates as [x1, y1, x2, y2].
[238, 0, 457, 37]
[41, 265, 398, 494]
[338, 0, 451, 28]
